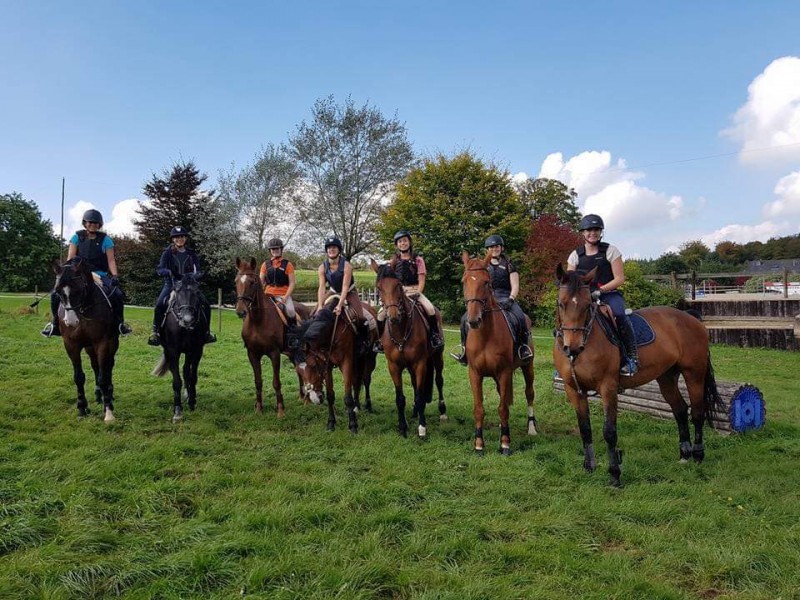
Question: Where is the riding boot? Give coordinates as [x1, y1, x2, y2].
[617, 315, 639, 376]
[428, 314, 444, 350]
[112, 289, 132, 335]
[148, 302, 165, 346]
[202, 303, 216, 344]
[449, 315, 468, 365]
[373, 319, 385, 353]
[41, 293, 61, 337]
[518, 325, 533, 362]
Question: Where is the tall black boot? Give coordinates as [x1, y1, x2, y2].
[373, 319, 386, 353]
[617, 315, 639, 375]
[428, 314, 444, 350]
[148, 302, 166, 346]
[449, 314, 468, 365]
[203, 303, 216, 344]
[112, 289, 131, 335]
[518, 326, 533, 362]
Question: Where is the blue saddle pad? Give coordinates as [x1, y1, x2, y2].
[629, 312, 655, 347]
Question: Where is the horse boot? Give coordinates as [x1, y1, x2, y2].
[428, 314, 444, 350]
[449, 315, 468, 365]
[41, 293, 62, 337]
[148, 302, 166, 346]
[373, 319, 385, 353]
[617, 315, 639, 376]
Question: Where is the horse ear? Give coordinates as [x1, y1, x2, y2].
[461, 250, 470, 266]
[249, 257, 256, 270]
[556, 263, 565, 280]
[52, 258, 62, 275]
[483, 251, 492, 266]
[235, 257, 241, 270]
[388, 256, 397, 271]
[582, 267, 598, 284]
[370, 258, 379, 273]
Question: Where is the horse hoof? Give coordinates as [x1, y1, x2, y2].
[327, 423, 335, 432]
[349, 427, 358, 435]
[584, 461, 597, 473]
[474, 447, 485, 456]
[610, 479, 624, 488]
[188, 403, 196, 411]
[172, 414, 183, 424]
[679, 458, 689, 464]
[440, 414, 448, 423]
[500, 446, 512, 456]
[104, 410, 115, 423]
[399, 428, 408, 438]
[527, 422, 538, 436]
[418, 425, 427, 438]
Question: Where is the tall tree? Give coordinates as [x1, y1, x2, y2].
[0, 192, 61, 291]
[378, 152, 529, 320]
[515, 177, 582, 229]
[287, 96, 415, 259]
[678, 240, 711, 270]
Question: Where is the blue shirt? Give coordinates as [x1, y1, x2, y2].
[69, 232, 114, 276]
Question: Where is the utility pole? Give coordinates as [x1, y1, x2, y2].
[60, 177, 65, 261]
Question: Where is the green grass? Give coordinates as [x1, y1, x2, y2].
[1, 296, 799, 599]
[293, 269, 378, 290]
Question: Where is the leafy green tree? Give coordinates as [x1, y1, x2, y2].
[714, 240, 745, 265]
[678, 240, 711, 270]
[514, 177, 582, 229]
[621, 261, 684, 309]
[287, 96, 415, 259]
[377, 152, 529, 320]
[0, 193, 61, 291]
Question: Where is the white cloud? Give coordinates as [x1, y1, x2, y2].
[530, 150, 685, 231]
[763, 170, 800, 218]
[700, 220, 794, 249]
[105, 198, 144, 237]
[722, 56, 800, 164]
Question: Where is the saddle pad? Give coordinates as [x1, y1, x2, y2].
[629, 312, 655, 347]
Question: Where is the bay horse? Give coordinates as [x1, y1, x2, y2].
[51, 257, 118, 421]
[151, 273, 207, 423]
[234, 257, 310, 416]
[371, 259, 447, 438]
[294, 303, 376, 433]
[554, 264, 723, 487]
[461, 251, 537, 454]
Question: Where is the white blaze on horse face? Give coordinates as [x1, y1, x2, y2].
[61, 286, 80, 326]
[240, 275, 249, 285]
[572, 296, 578, 305]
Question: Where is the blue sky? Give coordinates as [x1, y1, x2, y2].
[2, 1, 800, 258]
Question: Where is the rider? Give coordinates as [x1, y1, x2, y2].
[147, 226, 217, 346]
[374, 230, 444, 352]
[259, 237, 299, 327]
[451, 234, 533, 364]
[567, 214, 638, 375]
[42, 209, 131, 337]
[315, 235, 376, 351]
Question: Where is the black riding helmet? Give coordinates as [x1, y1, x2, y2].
[485, 234, 505, 248]
[579, 214, 605, 231]
[170, 225, 190, 238]
[324, 236, 343, 252]
[393, 230, 412, 244]
[268, 238, 284, 249]
[82, 209, 104, 227]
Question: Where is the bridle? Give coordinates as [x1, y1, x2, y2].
[170, 278, 203, 330]
[56, 264, 108, 319]
[235, 272, 260, 314]
[555, 283, 599, 395]
[463, 266, 501, 318]
[377, 277, 416, 351]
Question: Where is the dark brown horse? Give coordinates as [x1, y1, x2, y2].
[461, 251, 537, 454]
[554, 264, 723, 487]
[371, 259, 446, 438]
[151, 272, 207, 423]
[52, 257, 118, 421]
[294, 303, 376, 433]
[234, 257, 310, 416]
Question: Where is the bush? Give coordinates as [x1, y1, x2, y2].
[621, 261, 684, 309]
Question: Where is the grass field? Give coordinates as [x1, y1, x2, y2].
[1, 295, 799, 599]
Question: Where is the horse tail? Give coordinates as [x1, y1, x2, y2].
[152, 353, 169, 377]
[702, 352, 724, 426]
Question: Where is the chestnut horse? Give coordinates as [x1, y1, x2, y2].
[52, 257, 118, 421]
[234, 257, 310, 416]
[294, 304, 376, 433]
[371, 259, 447, 438]
[554, 264, 723, 487]
[461, 251, 537, 454]
[151, 272, 207, 423]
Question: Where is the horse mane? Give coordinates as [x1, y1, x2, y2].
[299, 307, 336, 346]
[375, 263, 399, 282]
[562, 270, 585, 296]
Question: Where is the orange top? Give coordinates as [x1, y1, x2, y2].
[259, 257, 295, 297]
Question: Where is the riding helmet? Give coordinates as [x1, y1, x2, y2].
[267, 238, 284, 249]
[393, 230, 412, 244]
[579, 214, 605, 231]
[82, 209, 104, 227]
[324, 236, 343, 251]
[484, 234, 505, 248]
[170, 225, 190, 238]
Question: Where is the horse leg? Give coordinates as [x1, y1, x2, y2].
[566, 386, 595, 472]
[469, 368, 486, 453]
[325, 368, 337, 431]
[363, 356, 374, 413]
[97, 343, 116, 422]
[412, 361, 428, 439]
[168, 349, 183, 423]
[656, 370, 692, 461]
[87, 346, 102, 404]
[683, 368, 708, 463]
[599, 383, 623, 487]
[434, 352, 447, 422]
[388, 362, 407, 437]
[186, 347, 203, 411]
[521, 360, 537, 436]
[247, 348, 264, 414]
[68, 346, 88, 418]
[409, 369, 418, 419]
[269, 351, 285, 418]
[496, 371, 513, 455]
[342, 359, 359, 434]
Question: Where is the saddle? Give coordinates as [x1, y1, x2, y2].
[596, 306, 656, 349]
[499, 305, 528, 349]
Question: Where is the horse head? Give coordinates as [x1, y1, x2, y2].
[461, 250, 494, 329]
[172, 272, 202, 330]
[372, 258, 405, 325]
[294, 308, 336, 405]
[53, 257, 92, 327]
[555, 263, 597, 357]
[234, 257, 259, 319]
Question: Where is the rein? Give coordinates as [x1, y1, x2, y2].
[58, 271, 112, 320]
[463, 266, 503, 318]
[379, 280, 417, 351]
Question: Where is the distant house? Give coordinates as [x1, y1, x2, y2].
[746, 258, 800, 274]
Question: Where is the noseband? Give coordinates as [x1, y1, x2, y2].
[463, 266, 500, 317]
[171, 281, 203, 330]
[57, 267, 106, 318]
[555, 284, 598, 358]
[236, 274, 259, 313]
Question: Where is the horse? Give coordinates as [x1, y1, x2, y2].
[371, 259, 447, 438]
[151, 272, 208, 422]
[554, 264, 723, 487]
[294, 303, 376, 433]
[51, 257, 118, 421]
[461, 251, 537, 454]
[234, 257, 311, 416]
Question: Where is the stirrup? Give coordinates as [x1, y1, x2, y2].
[119, 323, 132, 335]
[620, 358, 639, 376]
[430, 333, 444, 350]
[449, 345, 467, 365]
[148, 332, 161, 346]
[204, 332, 217, 344]
[372, 340, 384, 354]
[517, 344, 533, 361]
[41, 322, 60, 337]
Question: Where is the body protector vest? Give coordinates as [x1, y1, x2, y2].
[266, 259, 290, 287]
[324, 259, 354, 294]
[169, 248, 197, 279]
[576, 242, 613, 286]
[76, 231, 109, 273]
[488, 256, 513, 292]
[393, 254, 419, 286]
